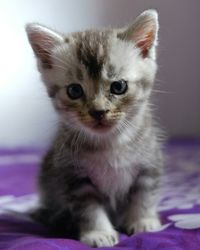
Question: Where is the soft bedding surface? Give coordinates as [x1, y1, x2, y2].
[0, 140, 200, 250]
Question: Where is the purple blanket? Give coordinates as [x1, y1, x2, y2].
[0, 140, 200, 250]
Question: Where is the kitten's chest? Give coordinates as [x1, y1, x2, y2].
[80, 148, 139, 199]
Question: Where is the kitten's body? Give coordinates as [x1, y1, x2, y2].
[26, 10, 163, 247]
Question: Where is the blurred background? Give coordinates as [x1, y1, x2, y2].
[0, 0, 199, 148]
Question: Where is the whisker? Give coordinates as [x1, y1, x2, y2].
[152, 89, 174, 94]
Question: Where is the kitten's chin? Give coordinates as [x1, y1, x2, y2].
[92, 123, 112, 133]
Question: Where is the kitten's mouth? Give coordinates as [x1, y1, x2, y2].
[91, 121, 113, 133]
[81, 118, 115, 134]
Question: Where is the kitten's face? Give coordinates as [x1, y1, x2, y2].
[26, 10, 158, 136]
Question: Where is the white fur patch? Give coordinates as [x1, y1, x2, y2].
[105, 35, 157, 84]
[126, 216, 161, 234]
[80, 205, 118, 247]
[80, 229, 118, 247]
[80, 147, 140, 208]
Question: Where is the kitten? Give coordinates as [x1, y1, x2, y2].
[26, 9, 163, 247]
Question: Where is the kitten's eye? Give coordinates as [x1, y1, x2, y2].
[66, 83, 83, 99]
[110, 80, 128, 95]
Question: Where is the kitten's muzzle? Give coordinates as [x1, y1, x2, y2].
[89, 109, 109, 121]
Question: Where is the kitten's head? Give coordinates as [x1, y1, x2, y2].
[26, 10, 159, 137]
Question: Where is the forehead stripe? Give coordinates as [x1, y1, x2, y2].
[77, 42, 104, 80]
[75, 31, 108, 80]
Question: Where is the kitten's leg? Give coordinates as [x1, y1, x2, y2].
[79, 203, 118, 247]
[124, 167, 162, 234]
[65, 177, 119, 247]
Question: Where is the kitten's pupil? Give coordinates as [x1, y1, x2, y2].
[67, 83, 83, 99]
[110, 80, 128, 95]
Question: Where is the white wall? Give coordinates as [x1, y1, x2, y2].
[0, 0, 200, 147]
[0, 0, 115, 147]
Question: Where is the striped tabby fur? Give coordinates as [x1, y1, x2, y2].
[26, 9, 163, 247]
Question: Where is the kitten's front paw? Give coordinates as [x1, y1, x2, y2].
[126, 217, 161, 235]
[80, 230, 119, 247]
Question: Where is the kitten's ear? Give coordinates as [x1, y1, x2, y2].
[118, 9, 159, 59]
[26, 23, 64, 69]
